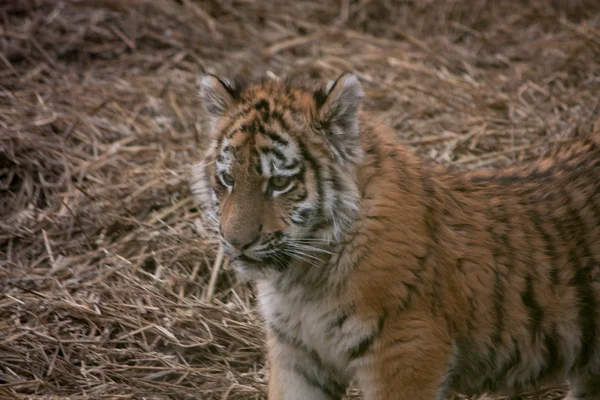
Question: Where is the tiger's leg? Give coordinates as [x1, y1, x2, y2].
[354, 314, 452, 400]
[567, 374, 600, 400]
[266, 330, 346, 400]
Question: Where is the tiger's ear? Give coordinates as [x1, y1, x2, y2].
[316, 73, 364, 162]
[198, 74, 237, 128]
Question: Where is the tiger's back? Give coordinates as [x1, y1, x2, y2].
[342, 118, 600, 398]
[424, 138, 600, 395]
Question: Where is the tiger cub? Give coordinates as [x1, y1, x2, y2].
[191, 72, 600, 400]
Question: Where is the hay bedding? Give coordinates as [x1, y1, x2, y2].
[0, 0, 598, 398]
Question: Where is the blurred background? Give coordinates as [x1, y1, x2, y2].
[1, 0, 599, 398]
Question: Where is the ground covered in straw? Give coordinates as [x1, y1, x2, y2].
[1, 0, 599, 399]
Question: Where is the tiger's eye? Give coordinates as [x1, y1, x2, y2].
[270, 175, 291, 190]
[222, 173, 234, 186]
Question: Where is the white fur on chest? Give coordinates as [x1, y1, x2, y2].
[257, 280, 373, 378]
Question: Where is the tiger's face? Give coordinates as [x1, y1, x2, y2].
[192, 73, 363, 275]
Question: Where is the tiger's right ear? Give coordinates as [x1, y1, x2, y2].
[198, 75, 237, 127]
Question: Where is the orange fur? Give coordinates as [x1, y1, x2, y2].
[192, 73, 600, 400]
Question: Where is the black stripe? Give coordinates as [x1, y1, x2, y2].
[253, 99, 270, 122]
[469, 168, 554, 185]
[262, 129, 289, 146]
[326, 166, 343, 224]
[466, 295, 476, 331]
[489, 203, 515, 346]
[263, 251, 292, 271]
[328, 305, 355, 334]
[260, 146, 286, 161]
[560, 189, 597, 368]
[535, 326, 560, 383]
[214, 125, 233, 156]
[495, 339, 521, 381]
[521, 274, 543, 336]
[569, 276, 597, 367]
[348, 311, 386, 360]
[415, 171, 436, 313]
[580, 172, 600, 226]
[491, 270, 505, 345]
[330, 313, 348, 332]
[488, 217, 505, 346]
[271, 147, 287, 162]
[422, 171, 438, 236]
[291, 207, 312, 227]
[365, 139, 381, 170]
[364, 141, 378, 156]
[397, 282, 417, 311]
[253, 99, 269, 110]
[528, 209, 561, 286]
[297, 138, 324, 232]
[519, 202, 548, 356]
[240, 117, 260, 135]
[430, 264, 442, 316]
[482, 345, 499, 391]
[226, 128, 239, 139]
[292, 365, 344, 400]
[327, 164, 345, 192]
[296, 161, 307, 181]
[583, 137, 600, 152]
[348, 335, 375, 361]
[284, 158, 300, 170]
[292, 188, 309, 203]
[270, 323, 313, 356]
[271, 110, 292, 133]
[210, 75, 240, 99]
[270, 325, 344, 398]
[310, 219, 331, 234]
[213, 173, 227, 196]
[313, 87, 329, 109]
[219, 116, 239, 139]
[497, 204, 515, 271]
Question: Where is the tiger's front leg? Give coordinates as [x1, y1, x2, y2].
[354, 313, 452, 400]
[266, 330, 347, 400]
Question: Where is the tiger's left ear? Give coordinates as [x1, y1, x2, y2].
[316, 73, 364, 162]
[198, 74, 238, 131]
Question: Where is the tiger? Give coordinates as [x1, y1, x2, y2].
[191, 72, 600, 400]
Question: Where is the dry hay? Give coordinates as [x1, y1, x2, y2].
[1, 0, 599, 399]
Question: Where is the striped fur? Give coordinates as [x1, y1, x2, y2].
[191, 73, 600, 400]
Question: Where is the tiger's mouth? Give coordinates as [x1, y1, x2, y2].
[237, 253, 261, 264]
[224, 235, 323, 272]
[235, 251, 292, 271]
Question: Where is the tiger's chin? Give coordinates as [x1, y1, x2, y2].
[230, 252, 293, 281]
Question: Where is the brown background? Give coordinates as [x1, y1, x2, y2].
[1, 0, 599, 399]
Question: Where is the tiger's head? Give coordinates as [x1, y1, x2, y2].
[192, 73, 364, 276]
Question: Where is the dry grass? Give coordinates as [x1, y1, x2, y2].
[1, 0, 599, 399]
